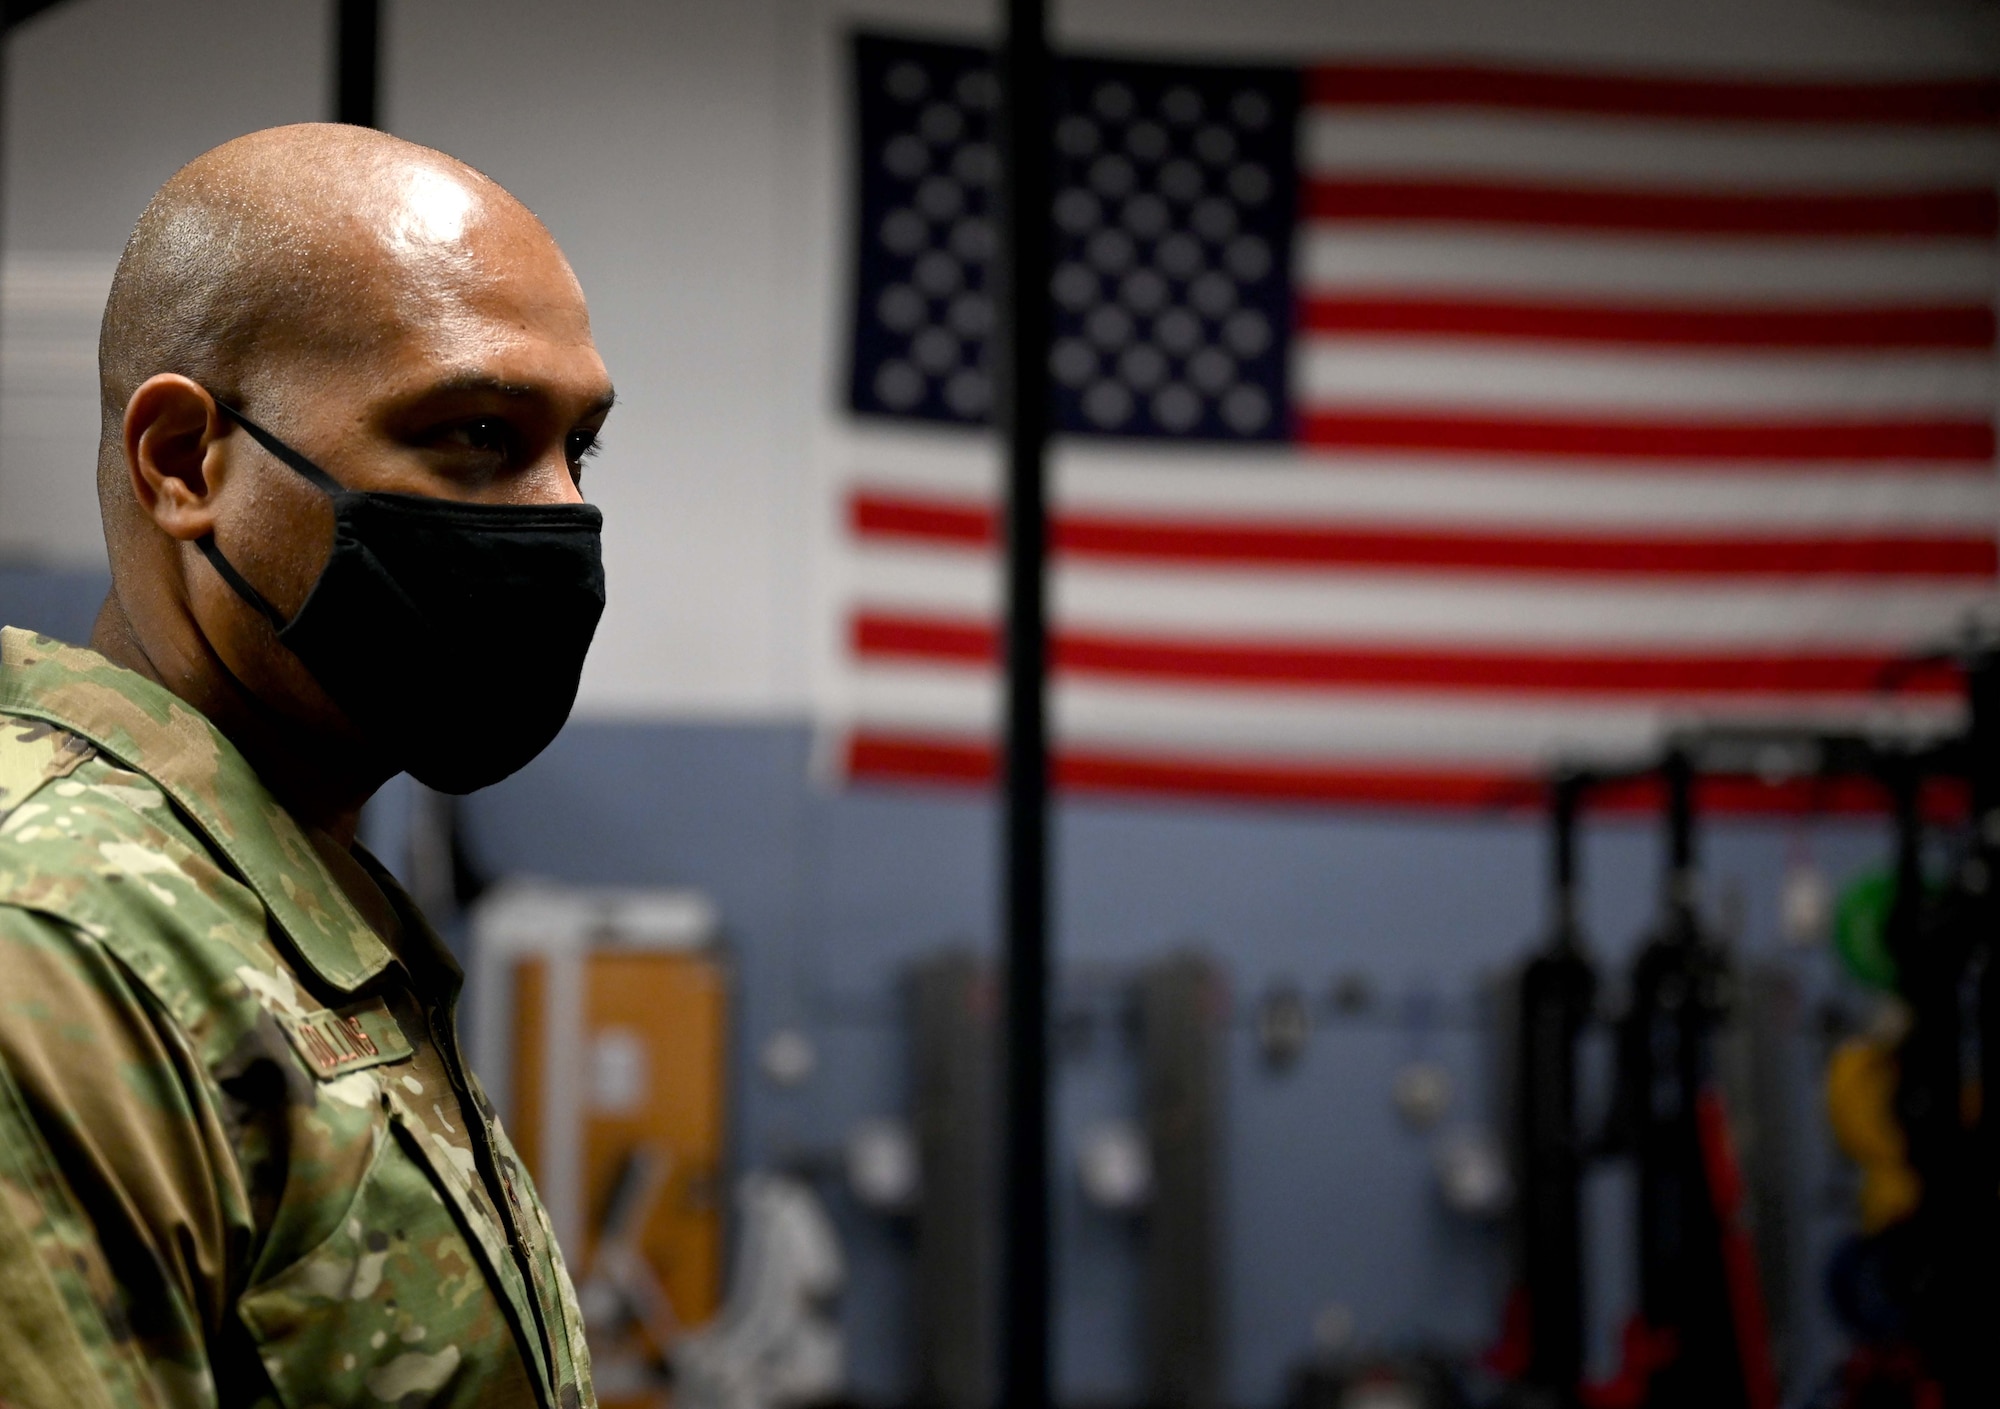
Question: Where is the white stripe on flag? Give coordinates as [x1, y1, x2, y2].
[1300, 111, 2000, 190]
[848, 443, 2000, 529]
[1296, 229, 1996, 303]
[849, 548, 1999, 648]
[846, 666, 1965, 767]
[1293, 342, 1995, 415]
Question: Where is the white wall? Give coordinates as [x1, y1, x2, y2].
[387, 0, 818, 716]
[0, 0, 324, 567]
[0, 0, 1992, 714]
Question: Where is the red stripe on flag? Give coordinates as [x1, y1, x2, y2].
[1295, 411, 1995, 462]
[854, 493, 992, 548]
[1301, 179, 1999, 238]
[849, 491, 1999, 578]
[847, 731, 1532, 807]
[1303, 65, 2000, 126]
[852, 610, 1964, 697]
[1297, 296, 1998, 350]
[843, 731, 1966, 816]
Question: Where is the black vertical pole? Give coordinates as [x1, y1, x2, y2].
[335, 0, 381, 129]
[1663, 747, 1696, 932]
[997, 1, 1053, 1407]
[1887, 715, 1976, 1403]
[1627, 749, 1715, 1403]
[1955, 651, 2000, 1406]
[1519, 772, 1595, 1407]
[1551, 772, 1583, 945]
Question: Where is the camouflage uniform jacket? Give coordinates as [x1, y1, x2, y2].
[0, 627, 594, 1409]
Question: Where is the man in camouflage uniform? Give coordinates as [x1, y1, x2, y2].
[0, 123, 611, 1407]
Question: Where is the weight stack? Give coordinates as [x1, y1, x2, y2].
[1140, 953, 1228, 1409]
[909, 951, 996, 1409]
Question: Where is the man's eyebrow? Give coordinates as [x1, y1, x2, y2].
[419, 372, 617, 415]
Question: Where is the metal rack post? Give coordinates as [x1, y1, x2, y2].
[335, 0, 380, 129]
[996, 0, 1053, 1406]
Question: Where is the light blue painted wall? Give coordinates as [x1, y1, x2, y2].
[0, 566, 105, 646]
[467, 718, 1881, 1406]
[1, 573, 1882, 1405]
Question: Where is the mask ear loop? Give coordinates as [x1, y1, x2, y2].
[193, 397, 347, 632]
[194, 536, 289, 631]
[211, 399, 347, 495]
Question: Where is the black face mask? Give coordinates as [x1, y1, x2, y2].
[195, 400, 606, 794]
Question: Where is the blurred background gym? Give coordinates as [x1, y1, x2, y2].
[2, 2, 1997, 1406]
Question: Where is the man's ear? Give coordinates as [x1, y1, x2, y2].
[123, 374, 231, 542]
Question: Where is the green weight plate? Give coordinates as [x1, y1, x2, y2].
[1834, 868, 1899, 991]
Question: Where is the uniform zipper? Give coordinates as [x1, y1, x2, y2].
[428, 1002, 570, 1405]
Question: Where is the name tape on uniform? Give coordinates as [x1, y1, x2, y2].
[279, 997, 413, 1078]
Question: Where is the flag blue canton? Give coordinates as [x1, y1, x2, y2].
[849, 33, 1299, 441]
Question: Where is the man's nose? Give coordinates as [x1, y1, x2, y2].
[519, 454, 586, 506]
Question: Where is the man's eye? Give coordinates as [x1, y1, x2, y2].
[445, 418, 517, 458]
[565, 428, 604, 475]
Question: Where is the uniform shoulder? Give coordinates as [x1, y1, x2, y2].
[0, 748, 291, 1070]
[0, 745, 205, 893]
[0, 711, 95, 823]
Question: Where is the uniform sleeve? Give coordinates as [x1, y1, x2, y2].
[0, 905, 245, 1408]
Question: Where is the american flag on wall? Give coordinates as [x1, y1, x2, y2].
[829, 32, 2000, 811]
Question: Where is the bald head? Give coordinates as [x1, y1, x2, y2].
[88, 123, 611, 829]
[97, 123, 575, 507]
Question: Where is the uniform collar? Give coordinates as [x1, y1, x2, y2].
[0, 626, 395, 994]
